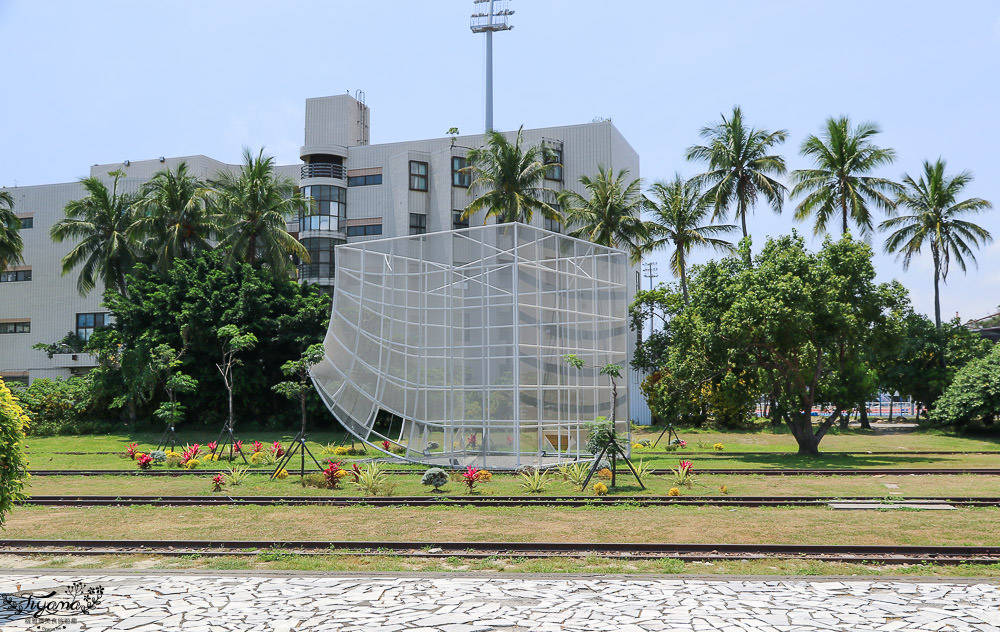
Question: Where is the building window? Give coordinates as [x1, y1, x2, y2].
[347, 174, 382, 187]
[545, 147, 563, 181]
[409, 161, 428, 191]
[409, 213, 427, 235]
[346, 224, 383, 237]
[76, 312, 109, 341]
[17, 217, 33, 229]
[0, 269, 31, 282]
[299, 185, 347, 231]
[452, 156, 471, 188]
[452, 211, 469, 230]
[0, 321, 31, 334]
[543, 217, 561, 233]
[299, 237, 343, 278]
[0, 373, 28, 386]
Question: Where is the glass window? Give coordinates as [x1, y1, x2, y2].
[409, 213, 427, 235]
[545, 147, 563, 181]
[300, 237, 344, 278]
[76, 312, 110, 340]
[0, 269, 31, 282]
[348, 174, 382, 187]
[17, 217, 33, 229]
[299, 185, 347, 231]
[543, 216, 561, 233]
[346, 224, 383, 237]
[452, 157, 470, 188]
[0, 373, 28, 386]
[0, 322, 30, 334]
[409, 161, 428, 192]
[452, 211, 469, 230]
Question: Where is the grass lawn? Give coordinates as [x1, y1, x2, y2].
[4, 505, 1000, 547]
[23, 473, 1000, 498]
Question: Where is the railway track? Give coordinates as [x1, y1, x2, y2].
[24, 467, 1000, 477]
[18, 494, 1000, 508]
[1, 539, 997, 565]
[35, 450, 1000, 456]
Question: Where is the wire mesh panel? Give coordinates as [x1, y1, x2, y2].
[312, 223, 629, 468]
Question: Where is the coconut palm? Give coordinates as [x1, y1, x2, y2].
[131, 162, 219, 270]
[557, 166, 650, 263]
[881, 159, 993, 328]
[791, 117, 901, 235]
[685, 106, 788, 241]
[461, 127, 560, 225]
[645, 175, 736, 303]
[50, 170, 139, 297]
[0, 190, 23, 273]
[210, 148, 308, 273]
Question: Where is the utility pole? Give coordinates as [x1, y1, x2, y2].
[471, 0, 514, 132]
[641, 261, 658, 336]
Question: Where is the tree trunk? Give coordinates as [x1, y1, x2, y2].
[859, 403, 871, 430]
[933, 264, 942, 328]
[787, 413, 822, 456]
[841, 193, 849, 235]
[679, 251, 689, 305]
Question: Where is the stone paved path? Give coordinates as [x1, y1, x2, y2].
[1, 573, 999, 631]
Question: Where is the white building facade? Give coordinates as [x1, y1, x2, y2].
[0, 94, 651, 424]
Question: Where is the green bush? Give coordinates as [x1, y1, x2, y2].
[10, 376, 113, 436]
[0, 378, 30, 526]
[421, 467, 448, 492]
[931, 344, 1000, 432]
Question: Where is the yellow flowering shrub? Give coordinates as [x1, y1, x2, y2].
[274, 468, 289, 479]
[592, 482, 608, 496]
[713, 443, 725, 452]
[475, 469, 492, 483]
[597, 468, 613, 480]
[183, 458, 201, 470]
[668, 487, 681, 496]
[0, 378, 30, 527]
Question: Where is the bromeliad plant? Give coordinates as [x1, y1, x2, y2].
[125, 443, 139, 460]
[212, 473, 225, 492]
[323, 460, 346, 489]
[135, 453, 153, 470]
[672, 460, 695, 486]
[270, 441, 284, 457]
[462, 466, 480, 492]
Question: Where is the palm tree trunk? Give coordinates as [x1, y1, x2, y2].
[678, 250, 689, 305]
[932, 247, 941, 328]
[841, 195, 849, 235]
[739, 198, 748, 240]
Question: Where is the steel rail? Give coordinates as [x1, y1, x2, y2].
[23, 468, 1000, 477]
[17, 494, 1000, 508]
[0, 539, 998, 564]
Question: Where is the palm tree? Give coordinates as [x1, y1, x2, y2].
[461, 127, 560, 225]
[50, 170, 139, 297]
[131, 162, 219, 269]
[0, 190, 23, 274]
[645, 175, 737, 303]
[791, 117, 901, 235]
[210, 148, 308, 273]
[685, 106, 788, 241]
[557, 166, 650, 263]
[881, 159, 993, 328]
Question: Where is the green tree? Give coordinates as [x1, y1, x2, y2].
[0, 190, 23, 274]
[211, 148, 308, 273]
[644, 175, 736, 303]
[97, 249, 331, 428]
[931, 344, 1000, 431]
[216, 325, 257, 433]
[685, 106, 788, 240]
[791, 117, 901, 236]
[272, 344, 326, 438]
[131, 162, 219, 270]
[50, 170, 139, 296]
[461, 127, 560, 225]
[148, 344, 198, 431]
[558, 166, 649, 262]
[0, 378, 30, 527]
[880, 159, 993, 328]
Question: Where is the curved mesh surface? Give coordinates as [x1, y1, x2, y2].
[313, 223, 629, 468]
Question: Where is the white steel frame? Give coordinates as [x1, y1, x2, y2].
[311, 223, 629, 468]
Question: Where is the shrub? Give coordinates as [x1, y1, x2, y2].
[136, 453, 153, 470]
[713, 443, 725, 452]
[212, 473, 224, 492]
[150, 450, 167, 463]
[475, 469, 492, 483]
[0, 379, 30, 526]
[183, 458, 201, 470]
[302, 473, 328, 489]
[519, 469, 550, 493]
[224, 465, 251, 486]
[251, 450, 276, 465]
[592, 482, 608, 496]
[10, 376, 102, 436]
[672, 460, 695, 486]
[558, 462, 590, 487]
[596, 468, 613, 481]
[273, 468, 289, 479]
[125, 443, 139, 459]
[166, 453, 184, 467]
[633, 458, 654, 481]
[352, 462, 391, 496]
[461, 466, 480, 492]
[585, 417, 618, 454]
[323, 460, 346, 489]
[931, 345, 1000, 431]
[668, 487, 681, 496]
[421, 467, 448, 492]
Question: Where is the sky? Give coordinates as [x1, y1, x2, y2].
[2, 0, 999, 321]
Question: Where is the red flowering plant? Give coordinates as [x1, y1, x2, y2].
[349, 463, 362, 483]
[271, 441, 284, 457]
[462, 466, 480, 493]
[381, 440, 391, 452]
[672, 460, 695, 487]
[233, 440, 243, 454]
[323, 460, 346, 489]
[212, 473, 225, 492]
[252, 441, 263, 454]
[125, 443, 139, 460]
[467, 433, 477, 448]
[136, 453, 154, 470]
[181, 444, 201, 464]
[207, 441, 218, 454]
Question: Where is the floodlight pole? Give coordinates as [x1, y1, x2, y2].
[471, 0, 513, 132]
[485, 12, 493, 132]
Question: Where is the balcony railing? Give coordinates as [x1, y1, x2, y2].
[301, 163, 346, 180]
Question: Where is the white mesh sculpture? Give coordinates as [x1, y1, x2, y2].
[311, 223, 629, 468]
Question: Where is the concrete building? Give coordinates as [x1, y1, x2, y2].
[0, 94, 650, 423]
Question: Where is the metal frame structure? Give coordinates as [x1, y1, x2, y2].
[311, 223, 629, 468]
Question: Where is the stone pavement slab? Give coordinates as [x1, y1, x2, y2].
[0, 573, 998, 631]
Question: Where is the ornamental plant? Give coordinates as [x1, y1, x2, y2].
[323, 460, 344, 489]
[181, 443, 200, 463]
[1, 379, 31, 527]
[475, 469, 492, 483]
[234, 440, 243, 454]
[252, 440, 263, 454]
[274, 468, 289, 479]
[150, 450, 166, 463]
[183, 458, 201, 470]
[597, 468, 613, 481]
[519, 468, 550, 493]
[381, 440, 391, 452]
[462, 466, 480, 492]
[207, 441, 218, 455]
[271, 441, 284, 457]
[672, 460, 695, 486]
[125, 443, 139, 460]
[135, 453, 153, 470]
[668, 487, 681, 496]
[421, 467, 448, 492]
[713, 443, 725, 452]
[352, 462, 390, 496]
[223, 465, 250, 486]
[212, 473, 224, 492]
[593, 482, 608, 496]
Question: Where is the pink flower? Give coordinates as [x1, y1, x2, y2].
[679, 460, 693, 473]
[382, 440, 391, 451]
[252, 441, 263, 454]
[126, 443, 139, 459]
[234, 440, 243, 453]
[271, 441, 284, 457]
[136, 453, 153, 470]
[207, 441, 218, 453]
[679, 440, 687, 447]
